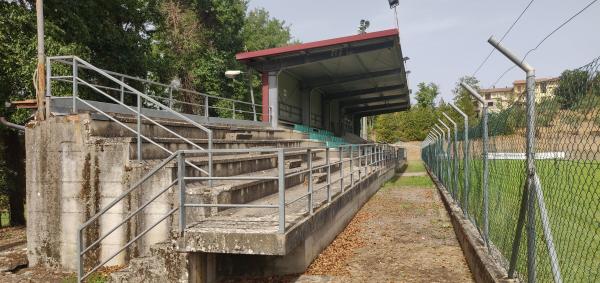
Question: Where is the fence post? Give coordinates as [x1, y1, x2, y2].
[439, 119, 452, 193]
[450, 103, 469, 216]
[278, 149, 285, 233]
[461, 83, 490, 249]
[488, 36, 565, 283]
[442, 112, 459, 200]
[433, 126, 445, 181]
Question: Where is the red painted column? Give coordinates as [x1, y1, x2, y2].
[261, 72, 269, 122]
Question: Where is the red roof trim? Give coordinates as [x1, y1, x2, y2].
[236, 28, 399, 61]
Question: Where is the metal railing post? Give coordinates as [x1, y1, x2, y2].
[178, 152, 186, 234]
[168, 87, 173, 109]
[461, 82, 489, 249]
[450, 103, 469, 216]
[278, 149, 285, 233]
[120, 76, 125, 103]
[77, 228, 83, 283]
[208, 132, 213, 187]
[326, 147, 331, 202]
[339, 146, 344, 193]
[350, 145, 354, 187]
[46, 56, 51, 115]
[204, 95, 209, 118]
[72, 58, 78, 113]
[136, 92, 142, 161]
[307, 149, 313, 214]
[232, 102, 236, 119]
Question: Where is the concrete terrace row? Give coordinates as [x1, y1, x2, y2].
[26, 112, 405, 282]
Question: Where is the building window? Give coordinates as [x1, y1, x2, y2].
[487, 101, 494, 107]
[485, 94, 491, 100]
[541, 82, 547, 93]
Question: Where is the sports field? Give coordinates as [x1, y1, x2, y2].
[431, 156, 600, 282]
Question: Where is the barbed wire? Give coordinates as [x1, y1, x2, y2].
[492, 0, 599, 86]
[471, 0, 536, 77]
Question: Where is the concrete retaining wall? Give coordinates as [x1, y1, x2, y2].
[427, 169, 518, 283]
[26, 115, 179, 271]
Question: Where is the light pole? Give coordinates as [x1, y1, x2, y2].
[225, 69, 257, 121]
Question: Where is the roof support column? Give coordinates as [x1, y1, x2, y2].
[261, 72, 269, 123]
[268, 71, 279, 128]
[302, 89, 311, 126]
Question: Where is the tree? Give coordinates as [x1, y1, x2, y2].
[452, 76, 480, 120]
[554, 69, 589, 109]
[414, 82, 439, 108]
[243, 8, 295, 51]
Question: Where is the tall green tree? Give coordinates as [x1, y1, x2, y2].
[452, 76, 480, 120]
[414, 82, 439, 108]
[554, 69, 589, 109]
[242, 8, 295, 51]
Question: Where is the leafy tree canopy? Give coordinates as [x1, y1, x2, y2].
[414, 82, 439, 108]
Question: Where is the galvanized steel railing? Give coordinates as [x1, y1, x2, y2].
[76, 143, 403, 282]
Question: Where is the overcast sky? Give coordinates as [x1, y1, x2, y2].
[248, 0, 600, 103]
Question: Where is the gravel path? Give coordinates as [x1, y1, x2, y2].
[301, 168, 473, 282]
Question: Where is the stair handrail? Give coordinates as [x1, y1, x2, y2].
[77, 151, 179, 282]
[47, 55, 213, 179]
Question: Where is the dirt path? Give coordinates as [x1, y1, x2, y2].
[302, 164, 473, 282]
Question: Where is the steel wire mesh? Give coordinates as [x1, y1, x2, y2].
[423, 56, 600, 282]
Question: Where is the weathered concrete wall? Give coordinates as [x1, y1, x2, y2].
[428, 169, 517, 283]
[26, 114, 176, 271]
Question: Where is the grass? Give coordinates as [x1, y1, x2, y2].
[404, 162, 426, 173]
[383, 174, 434, 189]
[429, 157, 600, 282]
[61, 274, 108, 283]
[0, 211, 9, 227]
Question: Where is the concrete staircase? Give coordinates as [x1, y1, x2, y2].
[40, 112, 401, 283]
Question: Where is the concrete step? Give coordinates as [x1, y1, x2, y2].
[109, 241, 187, 283]
[181, 161, 385, 254]
[89, 113, 308, 140]
[147, 151, 322, 179]
[130, 138, 325, 160]
[225, 132, 253, 140]
[312, 173, 328, 184]
[182, 156, 350, 222]
[286, 158, 302, 169]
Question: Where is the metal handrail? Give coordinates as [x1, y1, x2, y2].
[75, 79, 208, 175]
[74, 143, 401, 282]
[49, 57, 262, 108]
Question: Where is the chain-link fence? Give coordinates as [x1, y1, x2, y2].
[422, 55, 600, 282]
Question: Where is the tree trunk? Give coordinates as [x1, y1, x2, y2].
[4, 130, 26, 226]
